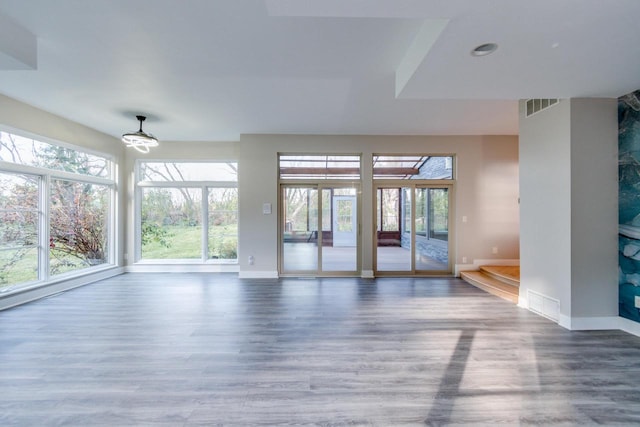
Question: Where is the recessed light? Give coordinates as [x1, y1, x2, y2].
[471, 43, 498, 57]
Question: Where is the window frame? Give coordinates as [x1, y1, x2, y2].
[134, 160, 238, 264]
[0, 127, 116, 293]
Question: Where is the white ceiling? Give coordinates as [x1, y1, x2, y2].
[0, 0, 639, 142]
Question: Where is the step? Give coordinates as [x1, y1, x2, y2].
[479, 265, 520, 287]
[460, 270, 519, 304]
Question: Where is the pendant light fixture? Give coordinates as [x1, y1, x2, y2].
[121, 115, 159, 153]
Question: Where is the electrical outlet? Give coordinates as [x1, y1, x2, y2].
[635, 296, 640, 308]
[248, 255, 255, 265]
[462, 257, 467, 263]
[492, 247, 498, 254]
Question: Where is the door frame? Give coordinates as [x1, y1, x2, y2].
[278, 182, 361, 277]
[373, 181, 454, 276]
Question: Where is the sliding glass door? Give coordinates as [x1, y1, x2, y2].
[375, 184, 451, 275]
[282, 186, 318, 272]
[280, 184, 359, 275]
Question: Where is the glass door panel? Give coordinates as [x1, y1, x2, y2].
[282, 187, 318, 272]
[375, 185, 451, 274]
[415, 188, 449, 271]
[376, 187, 411, 271]
[322, 187, 357, 272]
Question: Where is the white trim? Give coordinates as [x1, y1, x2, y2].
[559, 315, 620, 331]
[527, 289, 560, 322]
[473, 259, 520, 266]
[619, 317, 640, 337]
[0, 267, 124, 311]
[127, 264, 239, 273]
[518, 294, 528, 309]
[361, 270, 374, 279]
[455, 259, 519, 277]
[454, 263, 476, 277]
[238, 270, 279, 279]
[137, 181, 237, 188]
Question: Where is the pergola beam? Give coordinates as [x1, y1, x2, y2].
[280, 167, 419, 175]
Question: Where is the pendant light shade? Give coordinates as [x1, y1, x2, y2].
[122, 115, 158, 153]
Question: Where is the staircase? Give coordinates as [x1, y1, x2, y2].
[460, 265, 520, 303]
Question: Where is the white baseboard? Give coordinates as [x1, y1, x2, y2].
[238, 270, 279, 279]
[454, 264, 476, 277]
[619, 317, 640, 337]
[559, 315, 620, 331]
[126, 264, 239, 273]
[361, 270, 374, 279]
[455, 259, 519, 277]
[0, 267, 124, 311]
[518, 295, 528, 309]
[473, 259, 520, 266]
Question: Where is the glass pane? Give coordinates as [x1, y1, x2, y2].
[336, 200, 353, 232]
[0, 131, 110, 178]
[139, 162, 237, 182]
[403, 188, 412, 237]
[323, 188, 357, 272]
[376, 187, 411, 271]
[380, 188, 399, 232]
[373, 155, 453, 179]
[415, 188, 449, 271]
[282, 187, 318, 271]
[0, 248, 38, 287]
[50, 180, 110, 275]
[0, 172, 39, 288]
[430, 188, 449, 241]
[415, 188, 427, 236]
[208, 188, 238, 261]
[279, 154, 360, 180]
[141, 188, 202, 259]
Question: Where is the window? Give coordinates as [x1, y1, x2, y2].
[0, 172, 39, 286]
[279, 154, 361, 180]
[0, 129, 115, 292]
[376, 188, 400, 232]
[50, 180, 110, 274]
[0, 132, 110, 177]
[136, 161, 237, 262]
[373, 155, 453, 180]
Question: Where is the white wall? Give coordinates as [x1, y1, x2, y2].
[519, 100, 573, 310]
[569, 99, 618, 319]
[519, 98, 618, 328]
[238, 134, 520, 277]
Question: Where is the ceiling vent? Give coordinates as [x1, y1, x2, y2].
[525, 98, 559, 117]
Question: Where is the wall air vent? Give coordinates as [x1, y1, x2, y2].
[525, 98, 559, 117]
[527, 289, 560, 322]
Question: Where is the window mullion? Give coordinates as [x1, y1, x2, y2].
[40, 174, 50, 282]
[202, 187, 208, 262]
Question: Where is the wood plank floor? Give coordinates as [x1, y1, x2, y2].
[1, 273, 640, 426]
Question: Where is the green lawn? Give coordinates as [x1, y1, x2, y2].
[0, 248, 38, 287]
[142, 224, 237, 260]
[0, 224, 238, 288]
[0, 247, 103, 288]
